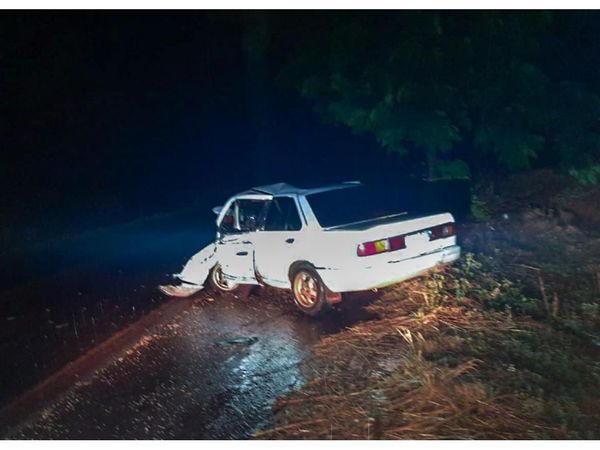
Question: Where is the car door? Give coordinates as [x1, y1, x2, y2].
[253, 196, 305, 288]
[216, 196, 269, 285]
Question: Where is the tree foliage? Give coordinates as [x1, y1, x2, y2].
[281, 12, 600, 179]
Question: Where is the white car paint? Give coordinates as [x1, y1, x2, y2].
[162, 182, 460, 297]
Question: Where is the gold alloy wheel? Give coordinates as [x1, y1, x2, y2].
[211, 265, 237, 291]
[293, 270, 319, 308]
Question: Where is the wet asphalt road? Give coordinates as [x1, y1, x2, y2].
[0, 207, 214, 408]
[6, 292, 321, 438]
[0, 208, 377, 439]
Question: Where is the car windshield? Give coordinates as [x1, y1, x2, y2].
[307, 185, 411, 228]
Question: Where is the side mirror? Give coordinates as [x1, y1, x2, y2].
[212, 206, 223, 215]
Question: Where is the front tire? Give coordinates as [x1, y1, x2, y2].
[209, 264, 239, 293]
[291, 264, 329, 316]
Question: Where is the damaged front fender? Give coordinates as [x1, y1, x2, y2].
[158, 242, 218, 297]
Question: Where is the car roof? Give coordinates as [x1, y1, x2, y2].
[237, 181, 362, 197]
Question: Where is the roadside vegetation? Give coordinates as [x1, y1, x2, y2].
[258, 171, 600, 439]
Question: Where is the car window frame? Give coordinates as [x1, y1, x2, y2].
[262, 195, 304, 232]
[236, 198, 270, 233]
[217, 194, 272, 237]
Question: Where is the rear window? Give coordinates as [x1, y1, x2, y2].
[307, 185, 410, 228]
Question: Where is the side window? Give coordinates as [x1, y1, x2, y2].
[218, 199, 267, 235]
[237, 199, 268, 232]
[264, 197, 302, 231]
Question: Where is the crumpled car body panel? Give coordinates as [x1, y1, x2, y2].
[158, 243, 217, 297]
[175, 242, 218, 286]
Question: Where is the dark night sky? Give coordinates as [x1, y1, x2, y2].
[2, 11, 600, 237]
[1, 11, 401, 237]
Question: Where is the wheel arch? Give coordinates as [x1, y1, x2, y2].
[288, 260, 317, 283]
[288, 260, 335, 293]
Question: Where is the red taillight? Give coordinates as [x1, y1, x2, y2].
[429, 222, 456, 241]
[357, 241, 377, 257]
[357, 235, 406, 257]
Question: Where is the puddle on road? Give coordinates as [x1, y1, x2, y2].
[213, 336, 259, 347]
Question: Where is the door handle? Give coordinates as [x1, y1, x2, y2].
[236, 251, 248, 256]
[285, 238, 295, 244]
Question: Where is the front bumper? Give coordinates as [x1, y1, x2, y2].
[317, 245, 461, 293]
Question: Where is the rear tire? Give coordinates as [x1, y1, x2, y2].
[291, 263, 329, 316]
[208, 264, 239, 293]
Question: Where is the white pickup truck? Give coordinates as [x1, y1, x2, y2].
[160, 182, 460, 316]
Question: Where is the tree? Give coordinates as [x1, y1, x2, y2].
[280, 11, 600, 180]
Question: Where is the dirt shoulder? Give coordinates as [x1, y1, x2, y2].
[258, 173, 600, 439]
